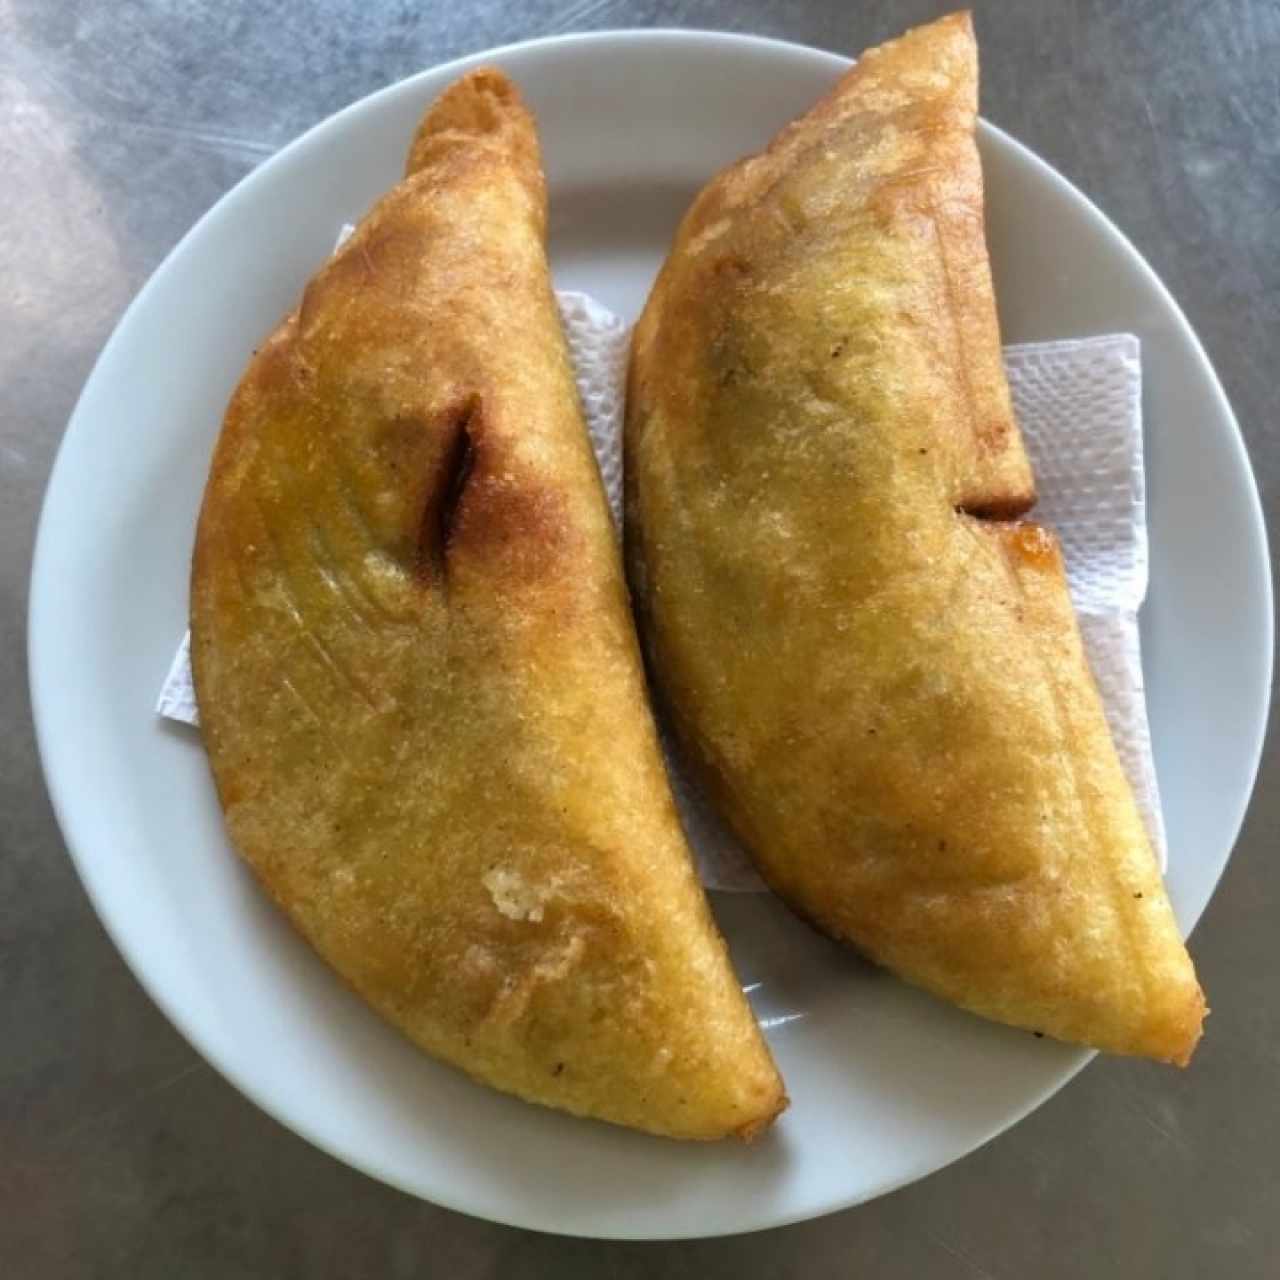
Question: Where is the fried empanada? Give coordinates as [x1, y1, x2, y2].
[191, 70, 785, 1138]
[624, 13, 1204, 1064]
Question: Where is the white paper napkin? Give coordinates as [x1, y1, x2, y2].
[159, 265, 1163, 888]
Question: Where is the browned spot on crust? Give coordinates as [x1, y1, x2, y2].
[457, 464, 575, 584]
[712, 253, 751, 282]
[1005, 522, 1060, 570]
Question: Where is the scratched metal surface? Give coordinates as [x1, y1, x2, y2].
[2, 0, 1277, 1274]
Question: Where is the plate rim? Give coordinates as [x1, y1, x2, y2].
[28, 26, 1274, 1239]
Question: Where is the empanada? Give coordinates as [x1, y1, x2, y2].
[624, 14, 1204, 1064]
[192, 69, 785, 1137]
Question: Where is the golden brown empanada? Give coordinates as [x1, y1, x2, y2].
[624, 13, 1204, 1064]
[191, 69, 785, 1138]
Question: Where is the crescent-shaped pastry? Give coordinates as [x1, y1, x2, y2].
[625, 14, 1204, 1064]
[192, 70, 785, 1137]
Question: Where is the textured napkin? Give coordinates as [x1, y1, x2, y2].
[159, 281, 1163, 889]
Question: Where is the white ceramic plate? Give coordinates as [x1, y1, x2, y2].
[30, 30, 1272, 1239]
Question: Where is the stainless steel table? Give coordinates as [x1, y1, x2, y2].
[3, 1, 1276, 1274]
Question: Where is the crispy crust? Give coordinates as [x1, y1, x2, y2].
[625, 13, 1204, 1065]
[191, 69, 786, 1138]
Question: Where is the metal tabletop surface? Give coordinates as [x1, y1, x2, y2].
[2, 1, 1276, 1275]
